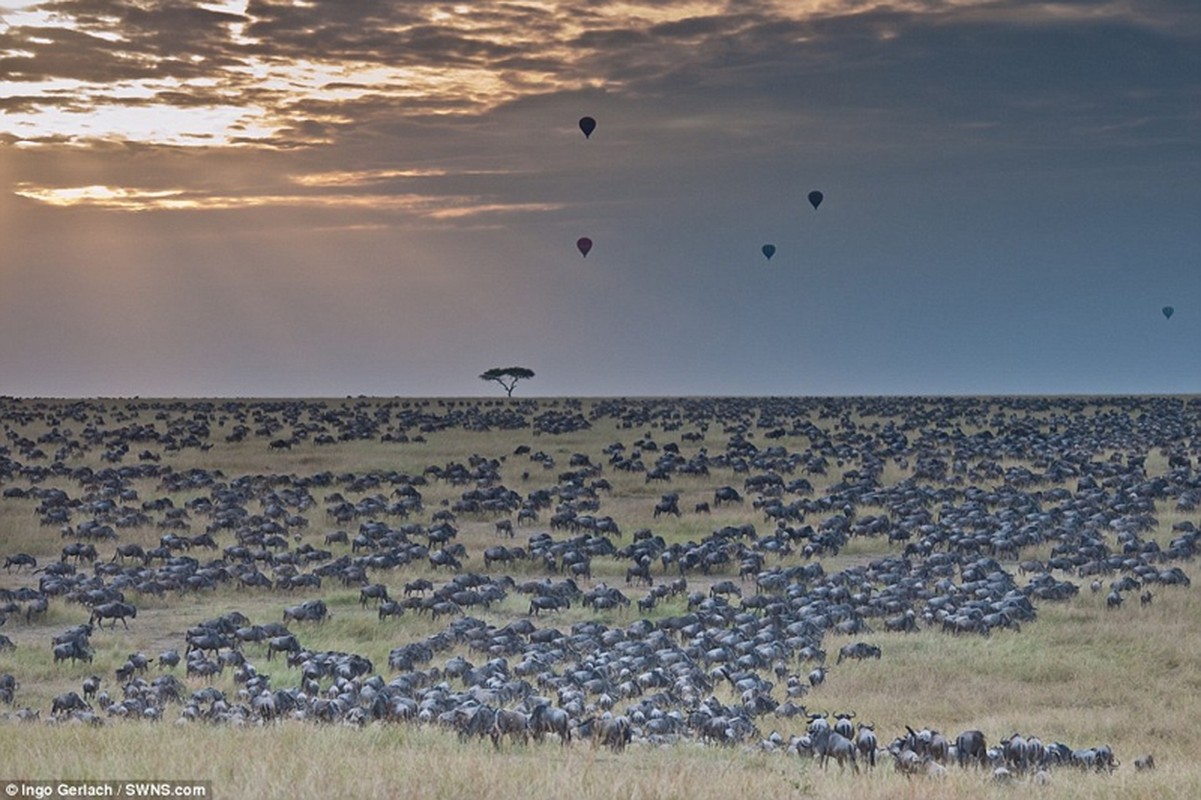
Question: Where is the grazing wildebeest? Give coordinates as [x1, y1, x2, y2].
[836, 642, 882, 664]
[89, 601, 138, 629]
[404, 578, 433, 596]
[52, 691, 90, 715]
[429, 549, 462, 571]
[714, 486, 743, 506]
[283, 599, 328, 623]
[377, 600, 405, 620]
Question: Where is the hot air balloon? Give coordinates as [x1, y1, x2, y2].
[579, 116, 596, 139]
[761, 244, 776, 260]
[576, 237, 592, 257]
[1163, 306, 1174, 319]
[808, 191, 824, 209]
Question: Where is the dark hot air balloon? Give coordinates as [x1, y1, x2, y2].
[579, 117, 596, 139]
[761, 244, 776, 260]
[577, 237, 592, 257]
[1163, 306, 1174, 319]
[808, 191, 824, 209]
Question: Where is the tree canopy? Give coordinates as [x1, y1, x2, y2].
[480, 366, 534, 397]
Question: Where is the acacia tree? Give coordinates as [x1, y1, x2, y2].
[480, 366, 535, 397]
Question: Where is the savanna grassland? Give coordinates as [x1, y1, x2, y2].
[1, 395, 1200, 800]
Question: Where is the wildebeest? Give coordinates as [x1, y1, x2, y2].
[529, 702, 571, 746]
[266, 635, 300, 660]
[51, 691, 90, 715]
[404, 578, 433, 596]
[714, 486, 743, 506]
[490, 708, 529, 748]
[836, 642, 882, 664]
[653, 494, 680, 518]
[283, 599, 328, 623]
[358, 584, 390, 607]
[89, 601, 138, 629]
[854, 723, 879, 767]
[593, 714, 632, 752]
[429, 549, 462, 571]
[52, 639, 91, 663]
[3, 553, 37, 572]
[809, 722, 859, 772]
[483, 546, 524, 570]
[808, 665, 828, 688]
[378, 600, 405, 621]
[111, 543, 147, 564]
[24, 595, 49, 623]
[0, 673, 15, 705]
[62, 542, 98, 563]
[955, 729, 988, 769]
[528, 595, 566, 616]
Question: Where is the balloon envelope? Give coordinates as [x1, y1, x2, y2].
[761, 244, 776, 260]
[576, 237, 592, 257]
[1163, 306, 1174, 319]
[808, 190, 824, 209]
[579, 116, 596, 139]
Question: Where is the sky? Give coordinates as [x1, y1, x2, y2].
[1, 0, 1199, 398]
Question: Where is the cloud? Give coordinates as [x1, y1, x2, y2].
[3, 0, 1195, 154]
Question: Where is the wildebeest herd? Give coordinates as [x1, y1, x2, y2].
[1, 395, 1195, 783]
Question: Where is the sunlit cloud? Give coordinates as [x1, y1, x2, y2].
[12, 181, 565, 218]
[291, 168, 515, 187]
[12, 183, 182, 208]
